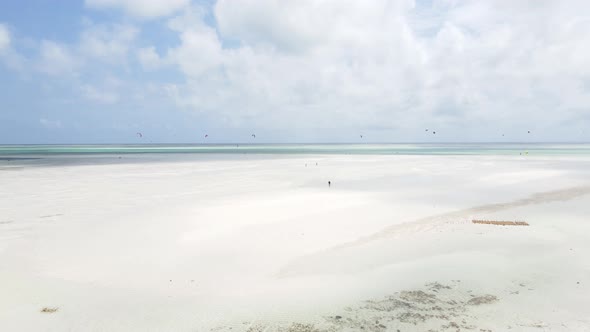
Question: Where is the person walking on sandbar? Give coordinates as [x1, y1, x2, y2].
[328, 181, 331, 188]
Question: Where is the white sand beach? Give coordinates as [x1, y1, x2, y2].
[1, 154, 590, 331]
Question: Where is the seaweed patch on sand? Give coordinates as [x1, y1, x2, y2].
[40, 307, 58, 313]
[472, 220, 529, 226]
[212, 281, 499, 331]
[39, 214, 64, 219]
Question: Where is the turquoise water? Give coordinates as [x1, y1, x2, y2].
[2, 143, 590, 156]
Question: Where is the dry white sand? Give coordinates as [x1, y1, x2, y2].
[1, 154, 589, 331]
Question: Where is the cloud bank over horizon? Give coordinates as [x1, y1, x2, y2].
[1, 0, 590, 143]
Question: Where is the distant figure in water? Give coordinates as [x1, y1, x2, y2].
[328, 181, 331, 187]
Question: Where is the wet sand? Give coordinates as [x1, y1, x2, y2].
[0, 154, 589, 331]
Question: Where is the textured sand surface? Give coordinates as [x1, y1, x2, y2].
[1, 155, 589, 331]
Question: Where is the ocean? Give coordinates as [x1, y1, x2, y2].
[2, 143, 590, 157]
[2, 143, 590, 168]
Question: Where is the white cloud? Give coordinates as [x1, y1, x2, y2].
[80, 82, 120, 104]
[7, 1, 590, 141]
[164, 7, 224, 77]
[35, 22, 138, 76]
[39, 118, 63, 129]
[0, 23, 10, 52]
[0, 24, 31, 73]
[137, 46, 162, 70]
[37, 40, 81, 76]
[143, 1, 590, 139]
[214, 0, 414, 54]
[79, 23, 138, 64]
[85, 0, 190, 19]
[79, 75, 123, 104]
[161, 2, 428, 129]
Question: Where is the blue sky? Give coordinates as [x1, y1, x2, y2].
[1, 0, 590, 144]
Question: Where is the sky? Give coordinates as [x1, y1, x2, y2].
[1, 0, 590, 144]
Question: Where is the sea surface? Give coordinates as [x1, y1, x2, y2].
[1, 143, 590, 167]
[2, 143, 590, 156]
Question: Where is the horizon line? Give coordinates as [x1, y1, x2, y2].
[2, 141, 590, 146]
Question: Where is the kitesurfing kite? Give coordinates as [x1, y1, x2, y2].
[205, 134, 208, 138]
[252, 134, 256, 138]
[360, 135, 363, 138]
[136, 132, 143, 138]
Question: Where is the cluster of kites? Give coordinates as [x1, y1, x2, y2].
[134, 132, 257, 139]
[135, 130, 533, 140]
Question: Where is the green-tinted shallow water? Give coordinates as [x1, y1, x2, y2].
[2, 144, 590, 156]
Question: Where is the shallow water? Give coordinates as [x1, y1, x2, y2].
[2, 143, 590, 157]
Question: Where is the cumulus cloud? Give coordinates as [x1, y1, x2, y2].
[37, 40, 81, 76]
[0, 23, 28, 72]
[7, 1, 590, 142]
[158, 1, 432, 129]
[79, 23, 138, 64]
[166, 8, 225, 77]
[80, 84, 120, 104]
[137, 0, 590, 139]
[137, 46, 163, 70]
[0, 23, 10, 52]
[39, 118, 63, 129]
[215, 0, 415, 54]
[85, 0, 190, 19]
[35, 22, 138, 75]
